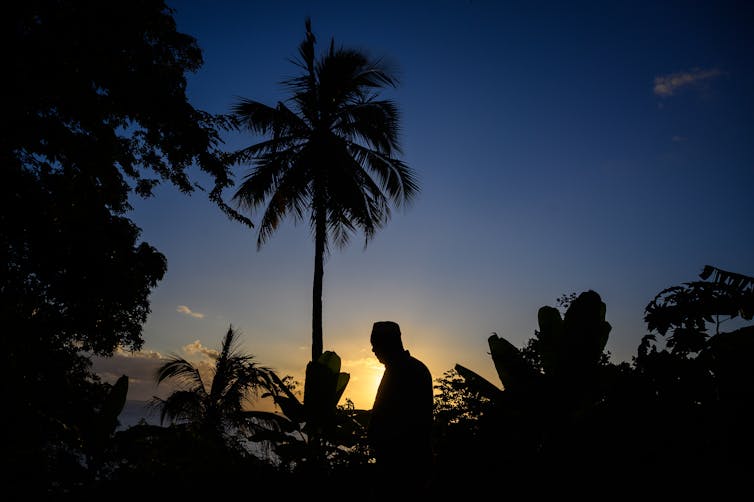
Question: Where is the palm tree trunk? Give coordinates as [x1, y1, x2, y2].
[312, 205, 326, 362]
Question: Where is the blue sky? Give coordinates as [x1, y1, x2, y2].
[95, 0, 754, 412]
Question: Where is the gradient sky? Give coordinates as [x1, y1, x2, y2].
[94, 0, 754, 413]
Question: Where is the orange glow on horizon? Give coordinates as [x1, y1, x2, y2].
[340, 356, 384, 410]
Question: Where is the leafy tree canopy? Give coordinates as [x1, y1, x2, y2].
[2, 2, 244, 492]
[3, 0, 247, 356]
[644, 265, 754, 355]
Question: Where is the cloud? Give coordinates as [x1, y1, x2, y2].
[672, 135, 687, 142]
[91, 347, 172, 401]
[92, 341, 219, 402]
[343, 356, 383, 374]
[653, 68, 721, 97]
[176, 305, 205, 319]
[183, 339, 219, 359]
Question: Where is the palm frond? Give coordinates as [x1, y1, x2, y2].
[326, 154, 391, 247]
[151, 390, 204, 425]
[231, 99, 279, 135]
[232, 99, 309, 137]
[208, 325, 241, 402]
[334, 100, 401, 154]
[317, 48, 397, 101]
[255, 155, 313, 248]
[282, 19, 318, 124]
[228, 135, 301, 164]
[234, 153, 288, 211]
[155, 355, 207, 395]
[327, 207, 358, 249]
[349, 143, 419, 206]
[242, 410, 297, 434]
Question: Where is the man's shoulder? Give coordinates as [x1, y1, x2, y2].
[407, 354, 431, 376]
[397, 350, 430, 372]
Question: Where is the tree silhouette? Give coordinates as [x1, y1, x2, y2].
[231, 19, 419, 361]
[4, 1, 239, 494]
[636, 265, 754, 477]
[644, 264, 754, 355]
[150, 325, 276, 449]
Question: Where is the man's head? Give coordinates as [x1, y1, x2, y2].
[371, 321, 403, 363]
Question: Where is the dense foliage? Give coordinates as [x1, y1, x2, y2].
[431, 266, 754, 497]
[2, 1, 241, 495]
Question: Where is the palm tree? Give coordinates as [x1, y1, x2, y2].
[150, 325, 276, 447]
[231, 18, 419, 362]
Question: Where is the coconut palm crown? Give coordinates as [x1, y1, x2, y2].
[231, 18, 419, 362]
[150, 325, 275, 446]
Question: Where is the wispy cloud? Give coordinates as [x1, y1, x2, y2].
[176, 305, 205, 319]
[653, 68, 721, 97]
[672, 135, 687, 142]
[91, 347, 171, 401]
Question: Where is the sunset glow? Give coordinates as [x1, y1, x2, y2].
[89, 0, 753, 420]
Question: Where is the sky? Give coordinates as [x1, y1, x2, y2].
[93, 0, 754, 416]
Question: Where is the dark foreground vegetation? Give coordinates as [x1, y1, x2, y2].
[4, 1, 753, 500]
[5, 265, 752, 500]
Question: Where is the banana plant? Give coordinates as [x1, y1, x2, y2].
[450, 291, 613, 469]
[245, 351, 365, 470]
[454, 289, 613, 446]
[86, 374, 129, 473]
[456, 290, 610, 398]
[98, 374, 129, 435]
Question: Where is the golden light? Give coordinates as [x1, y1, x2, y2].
[339, 355, 385, 411]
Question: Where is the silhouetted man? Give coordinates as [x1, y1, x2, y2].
[367, 321, 434, 498]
